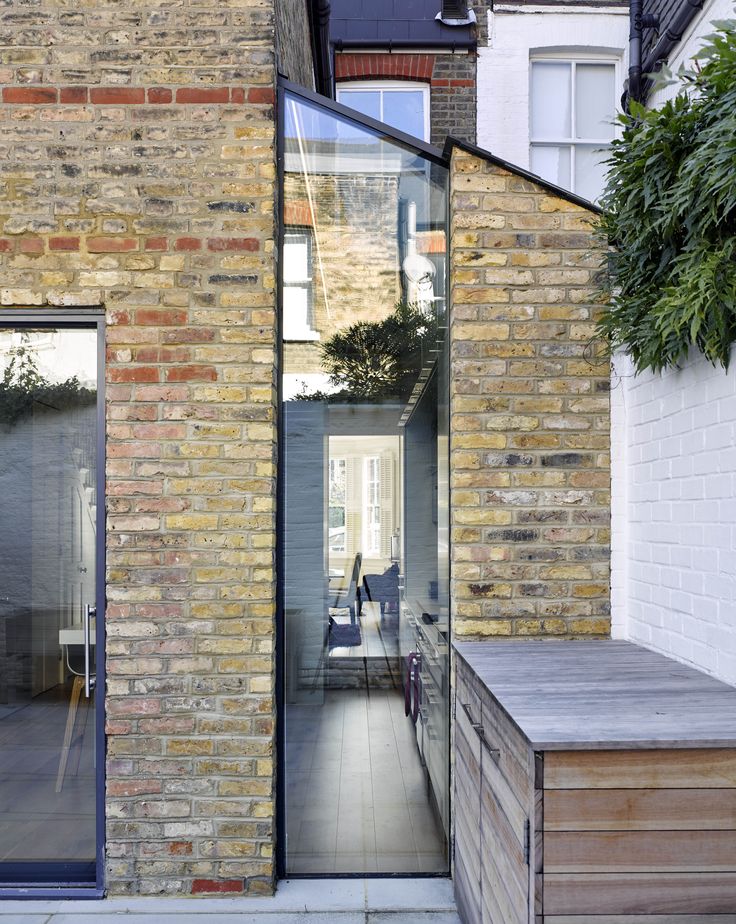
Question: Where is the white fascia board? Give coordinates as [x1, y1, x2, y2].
[494, 4, 627, 12]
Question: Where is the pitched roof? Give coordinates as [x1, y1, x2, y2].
[329, 0, 476, 47]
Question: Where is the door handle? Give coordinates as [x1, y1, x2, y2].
[460, 701, 501, 762]
[84, 604, 96, 698]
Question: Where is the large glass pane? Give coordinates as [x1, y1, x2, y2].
[281, 92, 449, 875]
[575, 143, 611, 202]
[575, 64, 616, 140]
[530, 144, 572, 187]
[0, 327, 98, 882]
[530, 62, 572, 139]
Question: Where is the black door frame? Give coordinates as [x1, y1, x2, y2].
[0, 311, 106, 898]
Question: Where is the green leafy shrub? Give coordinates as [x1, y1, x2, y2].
[596, 19, 736, 372]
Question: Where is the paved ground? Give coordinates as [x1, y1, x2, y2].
[0, 879, 461, 924]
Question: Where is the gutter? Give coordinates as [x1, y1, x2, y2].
[625, 0, 705, 107]
[641, 0, 705, 78]
[310, 0, 333, 98]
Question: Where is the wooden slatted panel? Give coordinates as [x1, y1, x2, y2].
[454, 657, 536, 923]
[545, 788, 736, 831]
[545, 830, 736, 873]
[546, 916, 736, 923]
[454, 677, 482, 924]
[544, 749, 736, 790]
[480, 829, 527, 924]
[543, 873, 736, 915]
[481, 772, 529, 924]
[476, 685, 535, 797]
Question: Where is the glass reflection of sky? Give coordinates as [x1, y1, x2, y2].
[284, 92, 446, 237]
[285, 94, 430, 175]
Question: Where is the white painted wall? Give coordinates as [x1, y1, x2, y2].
[611, 349, 736, 685]
[648, 0, 735, 107]
[477, 4, 629, 169]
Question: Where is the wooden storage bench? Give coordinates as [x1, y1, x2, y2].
[453, 640, 736, 924]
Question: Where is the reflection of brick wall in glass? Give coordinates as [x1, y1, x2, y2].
[283, 172, 403, 377]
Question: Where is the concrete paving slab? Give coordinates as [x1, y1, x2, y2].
[0, 880, 366, 915]
[364, 879, 456, 912]
[48, 915, 366, 924]
[0, 877, 458, 921]
[368, 914, 461, 924]
[0, 916, 50, 924]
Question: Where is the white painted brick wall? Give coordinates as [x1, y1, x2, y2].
[477, 5, 629, 169]
[611, 349, 736, 685]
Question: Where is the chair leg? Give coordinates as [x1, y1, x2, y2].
[56, 675, 84, 793]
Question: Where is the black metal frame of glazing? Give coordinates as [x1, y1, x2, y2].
[276, 78, 451, 879]
[0, 312, 106, 898]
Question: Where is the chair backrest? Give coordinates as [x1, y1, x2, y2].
[344, 552, 362, 607]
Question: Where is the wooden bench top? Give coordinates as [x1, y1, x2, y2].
[454, 639, 736, 751]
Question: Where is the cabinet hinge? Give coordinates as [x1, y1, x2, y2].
[524, 817, 530, 866]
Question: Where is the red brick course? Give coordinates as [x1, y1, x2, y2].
[90, 87, 146, 104]
[334, 53, 434, 82]
[3, 86, 57, 103]
[1, 86, 247, 106]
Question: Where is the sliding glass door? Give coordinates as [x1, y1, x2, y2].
[279, 86, 450, 876]
[0, 320, 103, 889]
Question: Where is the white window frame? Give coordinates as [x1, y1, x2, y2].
[336, 81, 431, 143]
[282, 229, 319, 342]
[529, 52, 620, 201]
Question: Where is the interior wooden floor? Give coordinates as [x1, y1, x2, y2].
[0, 681, 96, 863]
[285, 685, 448, 875]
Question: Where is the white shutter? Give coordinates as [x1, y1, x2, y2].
[379, 451, 394, 558]
[346, 456, 362, 556]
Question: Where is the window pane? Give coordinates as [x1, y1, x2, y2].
[575, 143, 611, 202]
[283, 235, 309, 283]
[283, 285, 310, 336]
[338, 89, 381, 122]
[531, 62, 571, 139]
[575, 64, 616, 140]
[530, 144, 571, 188]
[383, 90, 426, 140]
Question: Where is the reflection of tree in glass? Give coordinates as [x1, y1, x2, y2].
[297, 302, 438, 402]
[0, 334, 95, 426]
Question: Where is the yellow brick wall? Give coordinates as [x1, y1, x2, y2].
[449, 146, 611, 639]
[0, 0, 285, 897]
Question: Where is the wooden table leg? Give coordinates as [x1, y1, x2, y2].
[56, 675, 84, 793]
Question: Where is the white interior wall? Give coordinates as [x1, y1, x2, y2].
[611, 349, 736, 685]
[477, 4, 629, 168]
